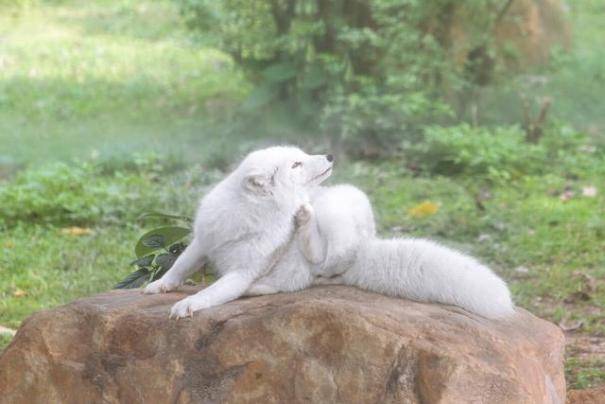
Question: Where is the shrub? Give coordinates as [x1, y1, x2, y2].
[177, 0, 510, 150]
[410, 124, 546, 182]
[0, 155, 197, 228]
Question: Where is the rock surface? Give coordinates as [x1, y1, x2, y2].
[0, 286, 565, 404]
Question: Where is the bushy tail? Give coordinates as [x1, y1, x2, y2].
[343, 238, 514, 319]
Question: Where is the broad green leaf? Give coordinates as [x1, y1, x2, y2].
[135, 226, 191, 258]
[150, 266, 168, 282]
[169, 242, 187, 255]
[115, 267, 151, 289]
[155, 253, 178, 271]
[130, 254, 155, 267]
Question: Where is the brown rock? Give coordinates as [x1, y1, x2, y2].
[0, 286, 565, 404]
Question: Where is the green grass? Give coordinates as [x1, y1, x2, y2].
[0, 224, 140, 328]
[0, 0, 248, 166]
[2, 156, 605, 389]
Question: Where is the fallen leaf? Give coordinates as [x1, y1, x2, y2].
[60, 227, 93, 236]
[582, 186, 598, 197]
[0, 325, 16, 336]
[408, 201, 439, 218]
[564, 291, 591, 303]
[559, 190, 574, 202]
[13, 288, 27, 298]
[572, 271, 597, 294]
[4, 241, 14, 248]
[559, 319, 584, 332]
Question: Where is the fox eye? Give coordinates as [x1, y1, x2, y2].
[291, 161, 302, 169]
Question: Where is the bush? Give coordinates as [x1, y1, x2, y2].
[0, 154, 200, 228]
[0, 163, 131, 226]
[410, 124, 546, 182]
[178, 0, 509, 150]
[409, 123, 604, 182]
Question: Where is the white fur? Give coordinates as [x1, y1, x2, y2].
[144, 146, 333, 318]
[144, 146, 514, 320]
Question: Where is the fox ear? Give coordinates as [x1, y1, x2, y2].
[243, 174, 271, 195]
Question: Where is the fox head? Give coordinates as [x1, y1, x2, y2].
[236, 146, 334, 200]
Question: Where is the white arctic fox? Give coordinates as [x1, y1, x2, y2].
[144, 146, 514, 320]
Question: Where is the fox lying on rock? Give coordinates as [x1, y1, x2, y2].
[144, 146, 514, 320]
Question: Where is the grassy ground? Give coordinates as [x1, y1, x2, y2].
[2, 155, 604, 389]
[0, 0, 247, 167]
[1, 0, 604, 392]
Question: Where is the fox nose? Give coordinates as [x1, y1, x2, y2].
[326, 154, 334, 162]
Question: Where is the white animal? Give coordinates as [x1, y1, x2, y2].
[144, 146, 514, 320]
[144, 146, 333, 317]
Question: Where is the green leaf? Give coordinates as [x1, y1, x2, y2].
[135, 226, 191, 258]
[169, 242, 187, 255]
[130, 254, 155, 267]
[115, 267, 151, 289]
[155, 253, 178, 271]
[150, 266, 167, 282]
[261, 62, 297, 83]
[143, 234, 165, 249]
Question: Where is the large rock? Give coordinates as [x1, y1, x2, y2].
[0, 286, 565, 403]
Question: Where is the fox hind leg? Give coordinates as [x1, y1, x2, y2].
[295, 203, 326, 265]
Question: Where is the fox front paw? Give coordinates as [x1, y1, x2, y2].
[295, 203, 314, 227]
[143, 278, 180, 294]
[169, 296, 210, 319]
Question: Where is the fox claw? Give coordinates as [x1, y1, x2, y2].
[143, 278, 179, 294]
[295, 203, 314, 227]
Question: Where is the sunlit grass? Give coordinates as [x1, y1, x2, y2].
[0, 0, 248, 164]
[0, 225, 141, 329]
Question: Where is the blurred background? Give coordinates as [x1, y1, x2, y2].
[0, 0, 603, 390]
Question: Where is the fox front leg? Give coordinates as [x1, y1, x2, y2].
[244, 282, 280, 296]
[170, 270, 255, 319]
[143, 237, 206, 294]
[295, 203, 326, 265]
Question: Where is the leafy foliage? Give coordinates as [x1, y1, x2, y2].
[0, 162, 125, 227]
[135, 226, 191, 258]
[410, 124, 546, 182]
[116, 214, 192, 289]
[178, 0, 512, 150]
[0, 155, 187, 228]
[409, 123, 604, 183]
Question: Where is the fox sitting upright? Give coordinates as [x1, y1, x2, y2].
[144, 146, 514, 320]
